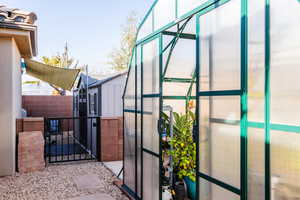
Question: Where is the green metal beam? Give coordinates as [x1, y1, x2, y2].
[163, 77, 195, 83]
[142, 148, 159, 157]
[142, 94, 160, 98]
[210, 118, 300, 134]
[195, 13, 200, 200]
[198, 90, 241, 96]
[186, 72, 197, 110]
[159, 34, 163, 200]
[265, 0, 271, 199]
[198, 172, 241, 195]
[163, 96, 196, 100]
[162, 31, 196, 40]
[240, 0, 248, 199]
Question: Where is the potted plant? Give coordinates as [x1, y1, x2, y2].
[164, 110, 196, 200]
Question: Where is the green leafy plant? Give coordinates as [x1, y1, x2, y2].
[164, 110, 196, 182]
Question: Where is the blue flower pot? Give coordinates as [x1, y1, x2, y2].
[184, 176, 196, 200]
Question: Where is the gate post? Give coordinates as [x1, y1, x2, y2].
[96, 117, 101, 161]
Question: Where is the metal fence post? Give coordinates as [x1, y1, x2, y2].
[96, 117, 101, 162]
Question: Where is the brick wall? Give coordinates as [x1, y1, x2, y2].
[22, 95, 72, 117]
[16, 118, 44, 134]
[18, 131, 45, 173]
[100, 117, 123, 161]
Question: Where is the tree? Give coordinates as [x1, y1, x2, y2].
[108, 12, 138, 71]
[41, 42, 82, 95]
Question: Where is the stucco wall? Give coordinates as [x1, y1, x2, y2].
[0, 37, 21, 176]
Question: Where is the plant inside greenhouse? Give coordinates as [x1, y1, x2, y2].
[123, 0, 300, 200]
[162, 109, 196, 199]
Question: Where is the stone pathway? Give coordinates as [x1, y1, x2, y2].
[0, 162, 128, 200]
[73, 174, 105, 190]
[103, 161, 123, 179]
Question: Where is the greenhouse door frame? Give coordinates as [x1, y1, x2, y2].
[123, 34, 163, 200]
[124, 29, 197, 199]
[141, 34, 162, 200]
[195, 0, 248, 200]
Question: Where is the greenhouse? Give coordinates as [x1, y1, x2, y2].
[123, 0, 300, 200]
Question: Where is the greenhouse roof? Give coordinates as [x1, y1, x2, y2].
[136, 0, 219, 43]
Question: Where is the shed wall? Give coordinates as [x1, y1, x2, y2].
[101, 75, 126, 117]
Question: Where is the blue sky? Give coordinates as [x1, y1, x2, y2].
[0, 0, 154, 74]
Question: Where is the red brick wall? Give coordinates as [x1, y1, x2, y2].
[100, 117, 123, 161]
[22, 95, 72, 117]
[16, 118, 44, 134]
[18, 131, 45, 173]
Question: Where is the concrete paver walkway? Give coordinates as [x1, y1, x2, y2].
[73, 174, 104, 190]
[68, 193, 115, 200]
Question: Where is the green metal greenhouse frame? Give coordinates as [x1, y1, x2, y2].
[123, 0, 300, 200]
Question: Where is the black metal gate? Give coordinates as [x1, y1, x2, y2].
[44, 117, 101, 163]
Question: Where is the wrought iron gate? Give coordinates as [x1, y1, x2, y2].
[44, 117, 101, 163]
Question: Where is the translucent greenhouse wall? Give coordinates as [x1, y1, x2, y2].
[123, 0, 300, 200]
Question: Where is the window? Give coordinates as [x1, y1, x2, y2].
[93, 93, 97, 115]
[88, 94, 92, 114]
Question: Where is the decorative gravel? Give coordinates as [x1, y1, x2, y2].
[0, 162, 128, 200]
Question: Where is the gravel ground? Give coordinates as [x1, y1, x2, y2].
[0, 162, 128, 200]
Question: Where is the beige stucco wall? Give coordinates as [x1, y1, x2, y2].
[0, 37, 22, 176]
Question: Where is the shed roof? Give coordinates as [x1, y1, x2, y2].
[76, 73, 99, 88]
[76, 71, 127, 90]
[89, 71, 127, 88]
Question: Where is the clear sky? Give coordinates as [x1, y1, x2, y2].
[0, 0, 154, 74]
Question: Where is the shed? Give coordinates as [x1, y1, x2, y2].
[73, 72, 127, 118]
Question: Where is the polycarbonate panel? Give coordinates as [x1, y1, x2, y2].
[164, 38, 195, 79]
[178, 0, 207, 17]
[136, 114, 141, 197]
[248, 128, 265, 200]
[180, 16, 196, 35]
[163, 82, 196, 96]
[270, 0, 300, 126]
[124, 112, 136, 191]
[199, 96, 240, 188]
[137, 12, 153, 41]
[199, 178, 240, 200]
[199, 0, 241, 91]
[248, 0, 265, 122]
[137, 45, 142, 110]
[143, 39, 159, 94]
[124, 53, 136, 110]
[163, 100, 187, 115]
[271, 131, 300, 199]
[136, 45, 142, 197]
[143, 98, 159, 154]
[143, 153, 159, 200]
[154, 0, 176, 31]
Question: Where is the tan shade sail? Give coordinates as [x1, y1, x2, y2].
[25, 59, 80, 91]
